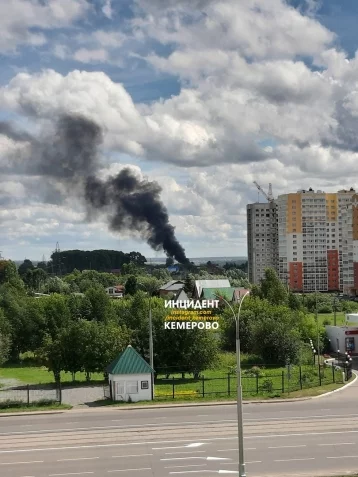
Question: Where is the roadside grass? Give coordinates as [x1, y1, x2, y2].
[0, 403, 72, 413]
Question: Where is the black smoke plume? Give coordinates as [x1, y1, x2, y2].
[1, 113, 189, 264]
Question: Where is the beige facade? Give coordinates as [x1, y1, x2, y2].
[247, 187, 358, 294]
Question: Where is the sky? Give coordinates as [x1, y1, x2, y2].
[1, 0, 358, 261]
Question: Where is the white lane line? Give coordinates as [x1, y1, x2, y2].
[198, 415, 209, 417]
[112, 454, 153, 458]
[57, 457, 99, 462]
[5, 429, 358, 455]
[50, 473, 94, 476]
[245, 413, 358, 422]
[274, 458, 315, 462]
[327, 455, 358, 459]
[319, 442, 355, 446]
[0, 419, 236, 436]
[165, 464, 207, 469]
[269, 445, 307, 449]
[0, 460, 43, 465]
[107, 469, 151, 473]
[217, 448, 256, 452]
[165, 451, 206, 455]
[223, 461, 262, 464]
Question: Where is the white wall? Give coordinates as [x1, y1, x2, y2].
[109, 373, 153, 402]
[325, 325, 358, 353]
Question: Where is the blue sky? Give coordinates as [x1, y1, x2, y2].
[1, 0, 358, 261]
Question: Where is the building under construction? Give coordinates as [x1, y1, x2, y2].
[247, 185, 358, 295]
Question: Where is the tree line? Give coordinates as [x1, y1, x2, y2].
[0, 260, 355, 383]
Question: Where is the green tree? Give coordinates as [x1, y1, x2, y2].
[0, 260, 24, 289]
[0, 309, 11, 366]
[36, 334, 64, 384]
[125, 276, 138, 296]
[42, 294, 71, 340]
[85, 287, 112, 322]
[23, 268, 48, 291]
[260, 268, 288, 305]
[18, 259, 34, 277]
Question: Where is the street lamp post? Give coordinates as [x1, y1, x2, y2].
[216, 291, 250, 477]
[137, 282, 155, 398]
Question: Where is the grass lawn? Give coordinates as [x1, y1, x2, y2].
[154, 364, 343, 399]
[0, 364, 105, 386]
[310, 311, 358, 326]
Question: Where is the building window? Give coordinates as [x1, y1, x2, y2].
[126, 381, 139, 394]
[116, 382, 125, 395]
[141, 381, 149, 390]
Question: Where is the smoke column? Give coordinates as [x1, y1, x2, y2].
[2, 113, 189, 264]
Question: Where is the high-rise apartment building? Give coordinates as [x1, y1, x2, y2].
[247, 188, 358, 294]
[247, 202, 278, 284]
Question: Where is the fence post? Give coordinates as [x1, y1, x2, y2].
[228, 373, 231, 397]
[332, 365, 335, 384]
[281, 371, 284, 393]
[202, 375, 205, 398]
[256, 374, 259, 394]
[172, 377, 175, 399]
[27, 385, 30, 406]
[299, 366, 303, 390]
[319, 364, 322, 386]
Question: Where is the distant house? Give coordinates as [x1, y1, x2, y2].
[193, 279, 231, 299]
[175, 289, 189, 301]
[106, 345, 155, 402]
[200, 287, 236, 302]
[106, 285, 125, 299]
[159, 280, 185, 297]
[232, 288, 250, 303]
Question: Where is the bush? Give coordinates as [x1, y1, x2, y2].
[260, 379, 273, 393]
[0, 399, 25, 409]
[244, 366, 265, 377]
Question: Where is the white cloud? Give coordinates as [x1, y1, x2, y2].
[0, 0, 89, 54]
[73, 48, 110, 64]
[3, 0, 358, 259]
[102, 0, 113, 19]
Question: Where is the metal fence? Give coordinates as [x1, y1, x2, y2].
[0, 384, 61, 406]
[153, 364, 348, 400]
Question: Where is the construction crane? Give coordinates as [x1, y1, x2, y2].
[253, 181, 274, 203]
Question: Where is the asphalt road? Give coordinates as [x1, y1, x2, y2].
[1, 381, 358, 477]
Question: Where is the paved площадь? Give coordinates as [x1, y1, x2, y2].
[0, 377, 358, 477]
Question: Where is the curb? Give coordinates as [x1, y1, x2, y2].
[311, 370, 358, 399]
[0, 411, 65, 418]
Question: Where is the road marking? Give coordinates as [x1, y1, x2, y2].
[274, 458, 315, 462]
[5, 430, 358, 455]
[107, 469, 151, 473]
[165, 464, 207, 469]
[0, 460, 44, 465]
[217, 448, 256, 452]
[223, 461, 261, 465]
[50, 473, 94, 476]
[153, 443, 205, 450]
[268, 445, 307, 449]
[198, 415, 209, 417]
[319, 442, 355, 446]
[327, 455, 358, 459]
[0, 420, 236, 436]
[165, 451, 206, 455]
[57, 457, 99, 462]
[112, 454, 153, 458]
[161, 457, 231, 462]
[245, 413, 358, 422]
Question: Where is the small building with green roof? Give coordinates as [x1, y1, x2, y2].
[106, 345, 155, 402]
